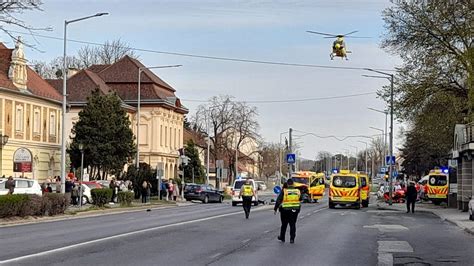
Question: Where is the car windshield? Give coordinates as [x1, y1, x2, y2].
[234, 180, 251, 189]
[429, 175, 447, 186]
[332, 176, 357, 188]
[185, 184, 201, 191]
[292, 177, 309, 185]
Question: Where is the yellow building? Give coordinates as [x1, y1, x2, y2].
[0, 39, 61, 179]
[47, 56, 188, 180]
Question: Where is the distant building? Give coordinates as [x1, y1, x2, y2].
[0, 39, 62, 179]
[452, 124, 473, 211]
[47, 56, 188, 179]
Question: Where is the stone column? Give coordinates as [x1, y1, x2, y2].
[460, 155, 472, 211]
[457, 159, 463, 210]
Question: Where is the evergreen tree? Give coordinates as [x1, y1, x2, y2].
[183, 140, 205, 183]
[68, 90, 136, 180]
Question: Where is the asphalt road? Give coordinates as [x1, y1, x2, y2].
[0, 192, 472, 266]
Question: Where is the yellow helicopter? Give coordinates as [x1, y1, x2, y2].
[306, 30, 370, 60]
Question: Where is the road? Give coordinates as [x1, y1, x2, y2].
[0, 192, 472, 266]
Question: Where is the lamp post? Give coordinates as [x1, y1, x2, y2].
[357, 141, 368, 173]
[368, 107, 388, 162]
[0, 134, 9, 176]
[369, 126, 385, 169]
[61, 12, 109, 193]
[278, 131, 288, 187]
[364, 69, 395, 205]
[349, 145, 359, 171]
[136, 65, 182, 169]
[78, 143, 84, 208]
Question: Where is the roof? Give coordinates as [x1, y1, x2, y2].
[0, 44, 61, 101]
[183, 128, 207, 148]
[46, 55, 187, 113]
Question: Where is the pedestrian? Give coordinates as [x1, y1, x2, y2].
[274, 179, 301, 244]
[72, 185, 79, 205]
[47, 183, 53, 193]
[110, 179, 117, 203]
[141, 180, 148, 203]
[406, 181, 417, 213]
[172, 181, 180, 201]
[6, 176, 15, 195]
[65, 177, 75, 205]
[55, 177, 61, 193]
[239, 178, 255, 219]
[168, 180, 174, 201]
[160, 180, 167, 200]
[146, 181, 152, 202]
[41, 182, 48, 195]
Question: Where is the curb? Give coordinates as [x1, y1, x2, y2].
[376, 202, 474, 236]
[0, 203, 178, 228]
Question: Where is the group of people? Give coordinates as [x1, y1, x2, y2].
[238, 178, 301, 244]
[159, 179, 180, 201]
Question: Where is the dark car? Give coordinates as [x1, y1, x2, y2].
[184, 183, 224, 203]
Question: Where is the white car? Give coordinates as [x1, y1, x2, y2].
[255, 181, 267, 191]
[469, 197, 473, 221]
[231, 179, 259, 206]
[0, 178, 42, 196]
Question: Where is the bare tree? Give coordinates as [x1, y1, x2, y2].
[257, 142, 283, 180]
[0, 1, 50, 45]
[77, 39, 138, 67]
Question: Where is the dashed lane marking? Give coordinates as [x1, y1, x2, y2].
[242, 239, 251, 244]
[364, 224, 409, 233]
[209, 253, 222, 259]
[378, 241, 413, 253]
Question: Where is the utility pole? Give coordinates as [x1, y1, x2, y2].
[288, 128, 293, 178]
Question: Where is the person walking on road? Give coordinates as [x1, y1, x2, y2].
[406, 181, 417, 213]
[274, 179, 301, 244]
[239, 178, 255, 219]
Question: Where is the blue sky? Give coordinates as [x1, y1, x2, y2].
[1, 0, 402, 160]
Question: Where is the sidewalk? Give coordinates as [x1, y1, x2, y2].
[376, 200, 474, 235]
[0, 200, 178, 228]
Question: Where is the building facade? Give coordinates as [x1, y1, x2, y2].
[0, 39, 62, 180]
[47, 56, 188, 180]
[452, 123, 473, 211]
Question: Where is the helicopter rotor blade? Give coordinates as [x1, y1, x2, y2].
[306, 30, 338, 37]
[344, 36, 372, 39]
[343, 30, 359, 36]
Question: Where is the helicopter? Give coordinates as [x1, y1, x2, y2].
[306, 30, 370, 60]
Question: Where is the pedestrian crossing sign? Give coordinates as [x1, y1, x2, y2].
[286, 153, 296, 164]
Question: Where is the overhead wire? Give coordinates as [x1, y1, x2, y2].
[10, 30, 395, 72]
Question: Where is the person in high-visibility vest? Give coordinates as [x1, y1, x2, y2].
[274, 179, 301, 243]
[239, 178, 255, 219]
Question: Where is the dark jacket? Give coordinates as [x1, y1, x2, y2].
[406, 185, 417, 201]
[65, 181, 75, 193]
[274, 186, 302, 212]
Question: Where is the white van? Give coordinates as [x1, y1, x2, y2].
[231, 179, 259, 206]
[0, 178, 42, 196]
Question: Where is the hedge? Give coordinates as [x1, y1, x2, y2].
[0, 194, 69, 218]
[118, 191, 134, 207]
[91, 188, 113, 207]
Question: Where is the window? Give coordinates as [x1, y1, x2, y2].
[174, 128, 177, 149]
[160, 125, 163, 146]
[16, 180, 29, 188]
[165, 126, 168, 147]
[33, 108, 40, 134]
[49, 112, 56, 136]
[15, 105, 23, 132]
[332, 176, 357, 188]
[169, 127, 172, 148]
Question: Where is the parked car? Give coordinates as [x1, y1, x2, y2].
[184, 183, 223, 203]
[469, 197, 473, 221]
[0, 178, 42, 196]
[231, 179, 259, 206]
[255, 181, 267, 191]
[77, 181, 103, 205]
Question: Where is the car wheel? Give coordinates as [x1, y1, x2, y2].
[219, 196, 223, 203]
[329, 201, 335, 209]
[232, 201, 237, 207]
[82, 196, 88, 205]
[433, 200, 441, 205]
[203, 196, 209, 204]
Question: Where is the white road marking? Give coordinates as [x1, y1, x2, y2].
[364, 224, 409, 232]
[242, 239, 251, 244]
[0, 205, 272, 264]
[264, 230, 270, 234]
[378, 241, 413, 253]
[377, 253, 393, 266]
[209, 253, 222, 259]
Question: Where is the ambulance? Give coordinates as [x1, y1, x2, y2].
[291, 171, 326, 203]
[328, 170, 362, 209]
[426, 168, 449, 205]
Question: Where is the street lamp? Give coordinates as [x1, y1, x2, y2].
[349, 145, 359, 171]
[364, 68, 395, 205]
[61, 12, 109, 193]
[1, 134, 9, 147]
[357, 141, 368, 173]
[136, 65, 182, 169]
[368, 107, 388, 162]
[78, 143, 85, 208]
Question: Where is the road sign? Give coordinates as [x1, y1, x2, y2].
[286, 153, 296, 164]
[385, 156, 396, 165]
[392, 170, 398, 177]
[273, 185, 281, 195]
[380, 167, 387, 173]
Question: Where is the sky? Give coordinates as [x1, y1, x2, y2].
[1, 0, 403, 160]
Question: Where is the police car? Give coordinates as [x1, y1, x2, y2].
[231, 179, 259, 206]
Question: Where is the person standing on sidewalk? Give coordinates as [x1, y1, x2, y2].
[239, 178, 255, 219]
[172, 181, 180, 201]
[274, 179, 301, 244]
[6, 176, 15, 195]
[406, 181, 417, 213]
